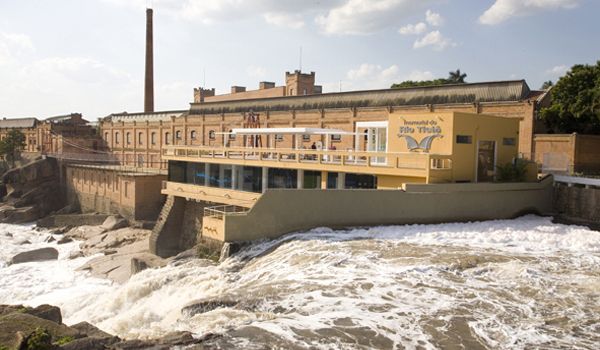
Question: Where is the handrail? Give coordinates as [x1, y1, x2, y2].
[161, 145, 453, 172]
[204, 205, 249, 219]
[554, 175, 600, 187]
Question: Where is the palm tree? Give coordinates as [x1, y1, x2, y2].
[448, 69, 467, 84]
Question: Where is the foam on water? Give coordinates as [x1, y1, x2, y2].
[1, 216, 599, 349]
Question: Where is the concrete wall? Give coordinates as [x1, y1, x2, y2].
[218, 177, 554, 242]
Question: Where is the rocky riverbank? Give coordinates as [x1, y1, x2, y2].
[0, 303, 216, 349]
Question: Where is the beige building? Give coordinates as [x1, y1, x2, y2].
[0, 113, 99, 155]
[65, 164, 166, 221]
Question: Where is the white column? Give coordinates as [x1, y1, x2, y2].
[232, 165, 238, 190]
[204, 163, 210, 187]
[337, 173, 345, 189]
[262, 167, 269, 193]
[219, 166, 225, 188]
[297, 170, 304, 189]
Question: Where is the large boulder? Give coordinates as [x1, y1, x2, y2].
[24, 304, 63, 324]
[101, 216, 129, 231]
[10, 247, 59, 264]
[0, 312, 79, 349]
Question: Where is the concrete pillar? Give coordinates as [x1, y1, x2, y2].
[337, 173, 345, 189]
[219, 166, 225, 188]
[262, 167, 269, 193]
[232, 165, 238, 190]
[321, 171, 328, 189]
[297, 170, 304, 189]
[204, 164, 210, 187]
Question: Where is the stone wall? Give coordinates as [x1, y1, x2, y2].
[553, 182, 600, 224]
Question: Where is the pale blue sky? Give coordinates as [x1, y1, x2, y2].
[0, 0, 598, 120]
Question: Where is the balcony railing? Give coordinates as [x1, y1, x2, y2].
[204, 205, 250, 219]
[163, 145, 452, 175]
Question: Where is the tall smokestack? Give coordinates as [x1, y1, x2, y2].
[144, 8, 154, 113]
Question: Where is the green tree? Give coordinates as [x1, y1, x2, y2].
[540, 61, 600, 134]
[0, 129, 26, 167]
[391, 69, 468, 89]
[448, 69, 467, 83]
[541, 80, 553, 90]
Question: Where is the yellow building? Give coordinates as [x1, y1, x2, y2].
[162, 111, 521, 198]
[148, 111, 551, 258]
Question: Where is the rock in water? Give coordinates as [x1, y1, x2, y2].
[101, 216, 129, 231]
[26, 304, 62, 324]
[57, 236, 73, 244]
[10, 247, 59, 264]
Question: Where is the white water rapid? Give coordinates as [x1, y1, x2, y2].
[1, 216, 599, 349]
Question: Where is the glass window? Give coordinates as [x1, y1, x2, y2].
[327, 172, 339, 189]
[151, 132, 156, 145]
[302, 134, 310, 141]
[138, 132, 143, 145]
[126, 132, 131, 144]
[229, 130, 236, 141]
[176, 130, 182, 140]
[503, 137, 516, 146]
[331, 134, 341, 142]
[268, 168, 297, 189]
[303, 171, 321, 189]
[209, 130, 216, 140]
[456, 135, 472, 144]
[345, 173, 377, 189]
[168, 161, 186, 183]
[190, 130, 197, 140]
[115, 132, 120, 144]
[165, 132, 171, 145]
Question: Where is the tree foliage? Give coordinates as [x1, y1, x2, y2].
[0, 129, 26, 167]
[540, 61, 600, 134]
[391, 69, 467, 89]
[541, 80, 553, 90]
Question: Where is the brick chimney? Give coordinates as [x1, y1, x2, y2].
[144, 8, 154, 113]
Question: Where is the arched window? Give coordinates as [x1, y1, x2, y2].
[104, 132, 108, 141]
[165, 132, 171, 145]
[151, 132, 156, 145]
[176, 130, 182, 140]
[115, 132, 120, 144]
[138, 132, 143, 145]
[190, 130, 197, 140]
[228, 129, 235, 141]
[126, 132, 131, 144]
[208, 130, 216, 140]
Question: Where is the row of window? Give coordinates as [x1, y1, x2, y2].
[104, 130, 342, 145]
[456, 135, 516, 146]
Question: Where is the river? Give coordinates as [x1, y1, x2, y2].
[1, 216, 599, 349]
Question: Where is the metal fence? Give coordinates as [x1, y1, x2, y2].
[204, 205, 249, 219]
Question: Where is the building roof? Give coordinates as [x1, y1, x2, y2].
[45, 113, 88, 124]
[102, 110, 187, 123]
[189, 80, 534, 115]
[0, 117, 38, 129]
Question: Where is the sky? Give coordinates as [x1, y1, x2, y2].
[0, 0, 598, 120]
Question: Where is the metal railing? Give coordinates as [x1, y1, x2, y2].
[554, 175, 600, 188]
[204, 205, 250, 219]
[163, 145, 452, 173]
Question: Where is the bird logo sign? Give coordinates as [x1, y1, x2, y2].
[398, 134, 443, 152]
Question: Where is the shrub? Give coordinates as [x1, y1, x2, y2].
[496, 159, 528, 182]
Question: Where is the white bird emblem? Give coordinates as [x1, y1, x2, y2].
[398, 134, 442, 152]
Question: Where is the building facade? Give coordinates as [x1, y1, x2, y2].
[99, 76, 548, 172]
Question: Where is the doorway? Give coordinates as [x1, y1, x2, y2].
[477, 141, 496, 182]
[356, 121, 388, 165]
